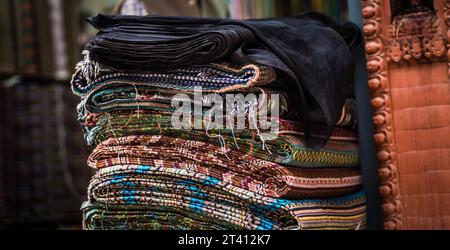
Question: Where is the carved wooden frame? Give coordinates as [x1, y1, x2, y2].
[361, 0, 450, 230]
[446, 0, 450, 77]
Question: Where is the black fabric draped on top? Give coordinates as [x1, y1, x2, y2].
[85, 12, 361, 148]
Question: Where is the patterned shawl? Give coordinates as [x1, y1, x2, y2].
[80, 85, 291, 118]
[88, 135, 362, 199]
[71, 62, 277, 97]
[82, 201, 239, 230]
[83, 110, 360, 168]
[86, 165, 367, 230]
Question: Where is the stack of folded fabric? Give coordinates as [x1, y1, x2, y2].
[72, 12, 367, 230]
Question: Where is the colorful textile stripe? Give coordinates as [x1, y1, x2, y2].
[83, 110, 360, 168]
[86, 165, 367, 230]
[88, 135, 362, 199]
[82, 201, 239, 230]
[71, 61, 277, 97]
[80, 85, 290, 118]
[278, 118, 358, 142]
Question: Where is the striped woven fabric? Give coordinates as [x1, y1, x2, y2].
[82, 201, 238, 230]
[278, 119, 358, 142]
[78, 83, 355, 129]
[88, 135, 362, 199]
[71, 61, 277, 97]
[83, 110, 360, 168]
[80, 85, 290, 118]
[84, 85, 174, 113]
[86, 165, 367, 230]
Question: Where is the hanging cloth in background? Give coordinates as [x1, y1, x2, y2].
[228, 0, 348, 22]
[229, 0, 276, 19]
[115, 0, 229, 17]
[118, 0, 149, 16]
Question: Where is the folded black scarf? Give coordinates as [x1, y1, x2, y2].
[85, 12, 360, 147]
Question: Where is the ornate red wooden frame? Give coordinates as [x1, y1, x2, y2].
[361, 0, 449, 230]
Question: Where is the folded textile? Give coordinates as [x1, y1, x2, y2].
[82, 201, 239, 230]
[337, 99, 358, 130]
[82, 110, 360, 168]
[81, 107, 357, 138]
[87, 165, 367, 230]
[80, 85, 291, 119]
[72, 62, 277, 97]
[278, 100, 358, 137]
[88, 135, 362, 199]
[81, 111, 358, 153]
[78, 82, 355, 130]
[83, 85, 174, 113]
[84, 12, 361, 146]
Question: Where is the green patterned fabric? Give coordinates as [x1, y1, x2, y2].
[84, 165, 367, 230]
[82, 201, 237, 230]
[83, 110, 360, 168]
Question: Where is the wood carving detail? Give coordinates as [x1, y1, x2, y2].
[386, 4, 448, 64]
[362, 0, 403, 230]
[445, 0, 450, 77]
[385, 34, 447, 63]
